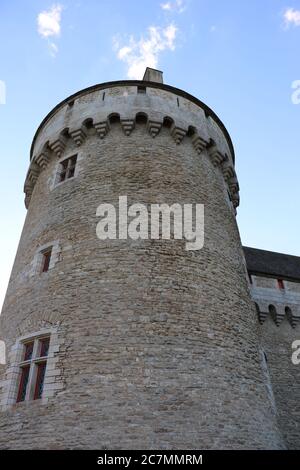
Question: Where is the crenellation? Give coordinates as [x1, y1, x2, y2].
[49, 136, 67, 157]
[121, 119, 135, 136]
[221, 157, 235, 182]
[24, 109, 236, 210]
[35, 148, 51, 169]
[207, 144, 226, 167]
[70, 127, 87, 146]
[24, 81, 237, 211]
[170, 125, 187, 145]
[191, 133, 209, 155]
[147, 120, 162, 138]
[94, 120, 110, 139]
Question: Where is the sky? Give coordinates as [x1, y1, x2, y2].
[0, 0, 299, 309]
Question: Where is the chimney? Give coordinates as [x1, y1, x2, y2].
[143, 67, 163, 84]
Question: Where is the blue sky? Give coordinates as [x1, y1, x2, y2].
[0, 0, 300, 308]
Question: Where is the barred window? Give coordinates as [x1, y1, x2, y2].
[16, 336, 50, 403]
[59, 155, 77, 182]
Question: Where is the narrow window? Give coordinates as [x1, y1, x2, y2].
[34, 362, 47, 400]
[39, 337, 50, 358]
[277, 279, 285, 290]
[162, 116, 173, 128]
[137, 85, 146, 94]
[59, 155, 77, 182]
[16, 336, 51, 403]
[285, 306, 292, 316]
[59, 159, 68, 182]
[41, 248, 52, 273]
[68, 155, 77, 178]
[268, 305, 277, 317]
[16, 365, 30, 403]
[24, 341, 34, 361]
[135, 113, 147, 125]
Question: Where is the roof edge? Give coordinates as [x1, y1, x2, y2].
[243, 246, 300, 283]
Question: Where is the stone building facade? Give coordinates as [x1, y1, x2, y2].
[244, 247, 300, 449]
[0, 68, 299, 449]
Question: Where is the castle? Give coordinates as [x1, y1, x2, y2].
[0, 68, 299, 449]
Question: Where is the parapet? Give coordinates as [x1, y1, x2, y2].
[24, 75, 239, 211]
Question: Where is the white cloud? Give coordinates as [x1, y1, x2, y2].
[37, 4, 63, 38]
[114, 24, 178, 79]
[0, 80, 6, 105]
[283, 7, 300, 27]
[37, 4, 63, 57]
[160, 0, 186, 14]
[118, 46, 132, 60]
[49, 42, 59, 58]
[161, 2, 172, 10]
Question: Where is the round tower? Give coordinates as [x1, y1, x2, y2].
[0, 68, 284, 449]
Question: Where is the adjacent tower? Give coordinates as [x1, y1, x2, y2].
[0, 69, 284, 449]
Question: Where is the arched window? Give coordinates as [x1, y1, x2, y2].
[207, 138, 216, 149]
[108, 113, 120, 125]
[268, 305, 276, 315]
[61, 127, 70, 139]
[285, 306, 292, 318]
[83, 118, 94, 130]
[135, 113, 148, 125]
[186, 126, 196, 137]
[285, 306, 297, 328]
[162, 116, 174, 128]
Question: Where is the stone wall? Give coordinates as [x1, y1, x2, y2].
[250, 275, 300, 449]
[0, 82, 284, 449]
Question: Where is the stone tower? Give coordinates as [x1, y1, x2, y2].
[0, 68, 284, 449]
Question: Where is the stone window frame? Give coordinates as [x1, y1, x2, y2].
[59, 154, 77, 182]
[0, 327, 63, 411]
[51, 150, 82, 190]
[41, 247, 52, 273]
[30, 240, 61, 277]
[16, 335, 50, 403]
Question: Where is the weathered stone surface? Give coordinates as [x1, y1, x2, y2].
[0, 75, 288, 450]
[249, 275, 300, 449]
